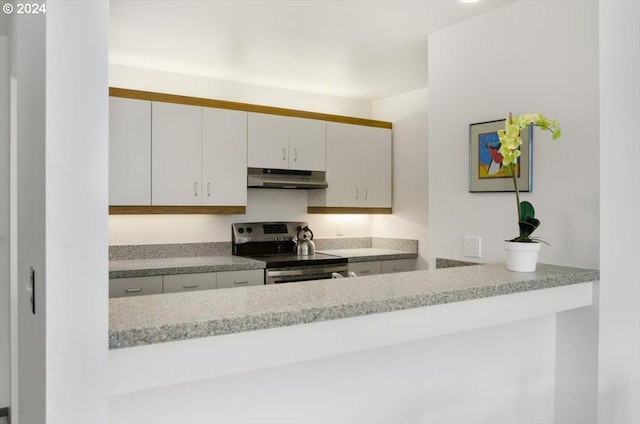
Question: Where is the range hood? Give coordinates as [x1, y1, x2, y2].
[247, 168, 328, 189]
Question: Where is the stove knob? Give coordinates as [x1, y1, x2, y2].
[246, 227, 253, 234]
[237, 227, 244, 234]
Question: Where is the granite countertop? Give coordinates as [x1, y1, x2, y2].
[319, 248, 417, 262]
[109, 263, 599, 349]
[109, 256, 265, 279]
[109, 248, 416, 279]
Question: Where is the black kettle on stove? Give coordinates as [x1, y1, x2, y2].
[296, 225, 315, 256]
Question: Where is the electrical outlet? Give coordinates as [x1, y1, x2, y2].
[463, 236, 481, 258]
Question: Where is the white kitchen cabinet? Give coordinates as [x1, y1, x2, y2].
[247, 113, 326, 171]
[287, 116, 326, 171]
[109, 97, 151, 205]
[308, 122, 391, 209]
[216, 269, 263, 289]
[360, 125, 392, 208]
[151, 102, 202, 205]
[348, 261, 382, 276]
[202, 108, 247, 206]
[151, 102, 247, 206]
[163, 273, 217, 294]
[348, 259, 415, 277]
[109, 276, 163, 298]
[381, 258, 416, 274]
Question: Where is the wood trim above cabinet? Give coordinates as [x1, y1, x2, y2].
[307, 207, 393, 215]
[109, 206, 246, 215]
[109, 87, 393, 129]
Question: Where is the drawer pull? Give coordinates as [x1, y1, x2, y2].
[359, 270, 371, 274]
[234, 280, 249, 285]
[182, 284, 200, 289]
[124, 288, 142, 293]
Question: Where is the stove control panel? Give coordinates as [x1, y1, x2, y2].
[232, 221, 307, 244]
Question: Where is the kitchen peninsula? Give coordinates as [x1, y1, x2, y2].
[109, 263, 598, 412]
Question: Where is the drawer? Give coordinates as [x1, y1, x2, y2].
[381, 258, 416, 274]
[163, 272, 216, 293]
[109, 276, 163, 298]
[348, 261, 382, 276]
[216, 269, 263, 289]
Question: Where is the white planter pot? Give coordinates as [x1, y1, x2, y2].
[504, 241, 542, 272]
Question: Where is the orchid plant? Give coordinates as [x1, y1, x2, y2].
[497, 113, 561, 243]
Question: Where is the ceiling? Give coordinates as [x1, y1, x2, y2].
[109, 0, 513, 100]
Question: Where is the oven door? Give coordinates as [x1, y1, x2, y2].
[266, 263, 348, 284]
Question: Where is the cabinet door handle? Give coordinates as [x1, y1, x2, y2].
[194, 182, 199, 197]
[363, 187, 368, 200]
[207, 182, 212, 197]
[234, 280, 249, 285]
[124, 288, 142, 293]
[282, 147, 287, 161]
[182, 284, 200, 289]
[355, 187, 359, 200]
[294, 148, 298, 161]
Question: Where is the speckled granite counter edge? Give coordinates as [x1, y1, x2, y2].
[345, 252, 418, 263]
[109, 266, 599, 349]
[109, 261, 266, 279]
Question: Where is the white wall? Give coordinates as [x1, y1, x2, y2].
[598, 2, 640, 423]
[0, 33, 10, 413]
[10, 1, 110, 422]
[108, 65, 377, 246]
[372, 88, 429, 268]
[427, 0, 599, 270]
[14, 9, 47, 422]
[45, 2, 110, 422]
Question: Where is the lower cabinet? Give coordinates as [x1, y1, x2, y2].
[217, 270, 263, 289]
[348, 261, 382, 276]
[163, 272, 217, 293]
[109, 269, 264, 298]
[348, 259, 416, 277]
[109, 276, 163, 298]
[381, 258, 416, 274]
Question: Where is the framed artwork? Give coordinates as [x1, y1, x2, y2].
[469, 119, 533, 192]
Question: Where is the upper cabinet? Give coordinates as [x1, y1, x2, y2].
[247, 113, 326, 171]
[151, 102, 248, 207]
[108, 88, 391, 215]
[308, 122, 392, 211]
[201, 108, 247, 206]
[151, 102, 203, 206]
[109, 97, 151, 205]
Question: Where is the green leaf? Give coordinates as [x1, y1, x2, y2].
[519, 201, 535, 221]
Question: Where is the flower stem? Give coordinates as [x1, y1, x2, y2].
[511, 162, 521, 238]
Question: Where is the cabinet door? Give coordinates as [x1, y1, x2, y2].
[163, 273, 216, 293]
[247, 113, 288, 169]
[151, 102, 202, 205]
[288, 117, 326, 171]
[360, 126, 392, 208]
[109, 276, 163, 298]
[216, 269, 263, 289]
[348, 261, 382, 276]
[381, 258, 416, 274]
[324, 122, 362, 207]
[202, 108, 247, 206]
[109, 97, 151, 205]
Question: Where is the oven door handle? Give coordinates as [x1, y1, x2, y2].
[267, 264, 348, 278]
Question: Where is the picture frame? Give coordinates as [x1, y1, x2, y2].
[469, 119, 533, 193]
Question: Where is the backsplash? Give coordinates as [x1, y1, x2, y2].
[109, 237, 418, 260]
